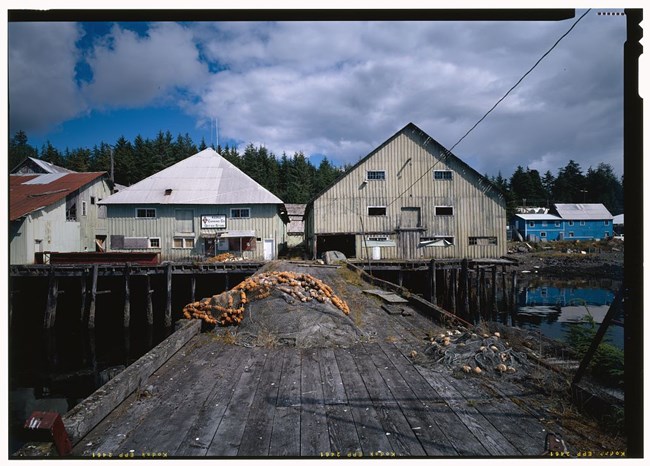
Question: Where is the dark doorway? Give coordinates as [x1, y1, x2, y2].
[316, 234, 356, 258]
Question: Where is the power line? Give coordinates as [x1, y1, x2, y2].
[386, 8, 592, 209]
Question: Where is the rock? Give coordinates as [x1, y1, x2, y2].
[323, 250, 347, 265]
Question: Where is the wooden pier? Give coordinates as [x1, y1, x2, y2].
[24, 260, 611, 458]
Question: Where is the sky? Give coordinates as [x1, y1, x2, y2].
[7, 8, 629, 179]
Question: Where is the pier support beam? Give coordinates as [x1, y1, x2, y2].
[88, 265, 99, 329]
[429, 259, 436, 305]
[190, 275, 196, 303]
[165, 263, 173, 327]
[80, 269, 88, 323]
[491, 266, 498, 319]
[44, 268, 59, 329]
[461, 259, 470, 322]
[510, 270, 518, 322]
[123, 264, 131, 328]
[145, 274, 154, 326]
[501, 265, 508, 313]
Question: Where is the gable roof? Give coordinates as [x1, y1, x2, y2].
[100, 148, 284, 206]
[553, 203, 613, 220]
[11, 157, 76, 175]
[306, 122, 503, 209]
[10, 172, 107, 221]
[514, 213, 562, 221]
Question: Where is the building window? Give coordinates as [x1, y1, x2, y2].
[230, 208, 250, 219]
[98, 205, 107, 219]
[604, 220, 610, 225]
[569, 232, 575, 238]
[175, 209, 194, 233]
[82, 201, 87, 216]
[91, 196, 96, 205]
[555, 221, 561, 227]
[66, 203, 77, 221]
[540, 232, 547, 238]
[469, 236, 498, 246]
[435, 206, 454, 216]
[542, 221, 547, 227]
[568, 221, 574, 226]
[421, 236, 455, 246]
[604, 232, 610, 238]
[148, 237, 161, 248]
[368, 206, 387, 216]
[173, 237, 195, 249]
[528, 221, 535, 227]
[366, 170, 386, 180]
[136, 208, 156, 218]
[433, 170, 453, 180]
[580, 221, 586, 226]
[367, 236, 389, 242]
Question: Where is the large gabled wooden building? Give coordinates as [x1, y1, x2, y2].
[304, 123, 507, 260]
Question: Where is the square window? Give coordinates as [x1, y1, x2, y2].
[569, 232, 575, 238]
[366, 170, 386, 180]
[555, 222, 561, 227]
[433, 170, 453, 180]
[230, 208, 251, 219]
[136, 208, 156, 218]
[368, 206, 387, 216]
[540, 232, 547, 237]
[149, 238, 160, 248]
[568, 221, 574, 226]
[604, 220, 610, 225]
[529, 221, 535, 227]
[580, 221, 586, 226]
[435, 206, 454, 216]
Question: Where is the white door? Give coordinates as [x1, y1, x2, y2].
[263, 239, 274, 260]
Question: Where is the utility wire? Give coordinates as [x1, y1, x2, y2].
[386, 8, 592, 209]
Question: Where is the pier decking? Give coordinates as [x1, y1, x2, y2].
[67, 262, 597, 457]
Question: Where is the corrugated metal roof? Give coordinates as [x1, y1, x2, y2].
[613, 214, 624, 224]
[515, 214, 563, 221]
[285, 203, 306, 216]
[10, 172, 107, 221]
[11, 157, 76, 174]
[554, 203, 613, 220]
[100, 148, 283, 205]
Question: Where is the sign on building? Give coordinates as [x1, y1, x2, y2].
[201, 214, 226, 229]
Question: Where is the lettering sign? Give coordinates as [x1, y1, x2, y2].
[201, 214, 226, 229]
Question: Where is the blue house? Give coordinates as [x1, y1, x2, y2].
[513, 203, 613, 242]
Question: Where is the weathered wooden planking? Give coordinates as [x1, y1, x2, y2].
[71, 338, 206, 456]
[299, 349, 330, 456]
[364, 343, 458, 456]
[175, 347, 257, 456]
[376, 341, 489, 456]
[269, 349, 302, 457]
[237, 348, 284, 456]
[363, 289, 409, 303]
[333, 348, 393, 455]
[414, 366, 520, 456]
[136, 343, 243, 455]
[205, 349, 269, 456]
[349, 344, 426, 456]
[318, 348, 361, 455]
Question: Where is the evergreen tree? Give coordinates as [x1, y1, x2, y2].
[553, 160, 585, 203]
[584, 163, 623, 214]
[9, 130, 38, 170]
[541, 170, 555, 202]
[39, 142, 64, 168]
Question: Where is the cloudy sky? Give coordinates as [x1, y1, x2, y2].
[7, 8, 628, 178]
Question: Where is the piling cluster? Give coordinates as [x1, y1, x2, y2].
[182, 271, 350, 326]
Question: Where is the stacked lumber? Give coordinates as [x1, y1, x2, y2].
[182, 271, 350, 326]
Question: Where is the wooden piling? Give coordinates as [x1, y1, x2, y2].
[191, 275, 196, 303]
[88, 264, 99, 329]
[510, 270, 518, 320]
[145, 274, 154, 326]
[429, 259, 437, 305]
[80, 269, 88, 323]
[501, 265, 508, 312]
[449, 268, 457, 313]
[491, 266, 497, 318]
[123, 264, 131, 328]
[461, 259, 469, 321]
[44, 267, 59, 329]
[479, 268, 487, 320]
[398, 269, 404, 288]
[165, 263, 172, 327]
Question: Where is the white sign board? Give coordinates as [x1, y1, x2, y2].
[201, 214, 226, 229]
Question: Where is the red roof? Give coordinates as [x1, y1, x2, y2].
[10, 172, 107, 221]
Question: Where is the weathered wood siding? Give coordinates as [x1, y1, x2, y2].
[307, 128, 506, 259]
[106, 204, 286, 261]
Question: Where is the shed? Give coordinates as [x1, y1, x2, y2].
[99, 148, 288, 261]
[304, 123, 507, 260]
[10, 172, 112, 264]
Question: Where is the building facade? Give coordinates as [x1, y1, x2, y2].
[100, 148, 288, 261]
[305, 123, 507, 260]
[10, 172, 112, 264]
[513, 203, 614, 241]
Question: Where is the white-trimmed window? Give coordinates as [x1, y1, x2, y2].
[542, 221, 547, 227]
[366, 170, 386, 180]
[148, 237, 161, 248]
[435, 206, 454, 216]
[604, 220, 610, 225]
[433, 170, 453, 180]
[368, 206, 387, 216]
[173, 237, 195, 249]
[136, 208, 156, 218]
[82, 201, 87, 216]
[540, 232, 547, 238]
[580, 221, 586, 226]
[568, 220, 574, 226]
[367, 235, 389, 242]
[528, 221, 535, 227]
[469, 236, 498, 246]
[555, 221, 561, 227]
[230, 208, 250, 219]
[568, 232, 575, 238]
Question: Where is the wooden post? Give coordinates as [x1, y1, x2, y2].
[449, 268, 456, 314]
[398, 269, 404, 288]
[44, 267, 59, 329]
[474, 265, 480, 314]
[88, 264, 99, 329]
[123, 264, 131, 328]
[225, 272, 230, 291]
[461, 259, 469, 321]
[165, 263, 173, 327]
[190, 275, 196, 303]
[145, 274, 154, 326]
[80, 269, 88, 323]
[491, 266, 498, 319]
[479, 268, 487, 320]
[510, 270, 518, 322]
[429, 259, 437, 305]
[501, 265, 508, 313]
[9, 276, 15, 328]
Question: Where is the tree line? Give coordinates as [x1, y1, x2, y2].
[10, 130, 623, 214]
[9, 130, 345, 204]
